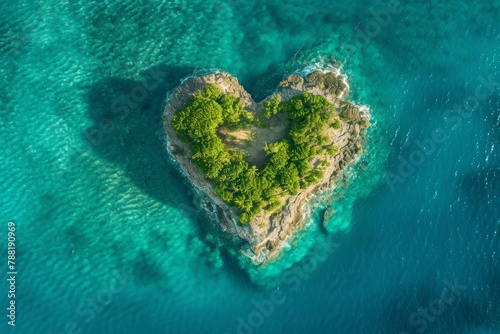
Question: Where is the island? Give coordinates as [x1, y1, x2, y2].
[163, 70, 369, 264]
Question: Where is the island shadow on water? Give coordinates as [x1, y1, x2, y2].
[83, 64, 280, 290]
[84, 65, 198, 211]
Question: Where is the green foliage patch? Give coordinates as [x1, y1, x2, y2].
[172, 84, 340, 223]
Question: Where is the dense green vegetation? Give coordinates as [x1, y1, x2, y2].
[332, 118, 341, 129]
[172, 84, 340, 223]
[263, 94, 281, 118]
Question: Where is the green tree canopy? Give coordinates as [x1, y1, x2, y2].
[171, 84, 341, 224]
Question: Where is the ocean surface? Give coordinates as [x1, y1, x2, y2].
[0, 0, 499, 333]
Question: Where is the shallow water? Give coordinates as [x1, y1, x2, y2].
[0, 0, 499, 333]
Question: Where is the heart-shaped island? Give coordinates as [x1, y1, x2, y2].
[163, 70, 369, 263]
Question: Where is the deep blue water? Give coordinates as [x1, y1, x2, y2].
[0, 0, 499, 333]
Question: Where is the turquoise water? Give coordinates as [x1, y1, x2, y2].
[0, 0, 499, 333]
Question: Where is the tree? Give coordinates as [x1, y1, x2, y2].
[327, 145, 339, 155]
[201, 84, 223, 99]
[263, 94, 282, 118]
[281, 164, 300, 195]
[332, 119, 341, 129]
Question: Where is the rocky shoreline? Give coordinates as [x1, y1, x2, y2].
[163, 70, 369, 264]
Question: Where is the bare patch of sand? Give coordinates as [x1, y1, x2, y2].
[219, 115, 289, 169]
